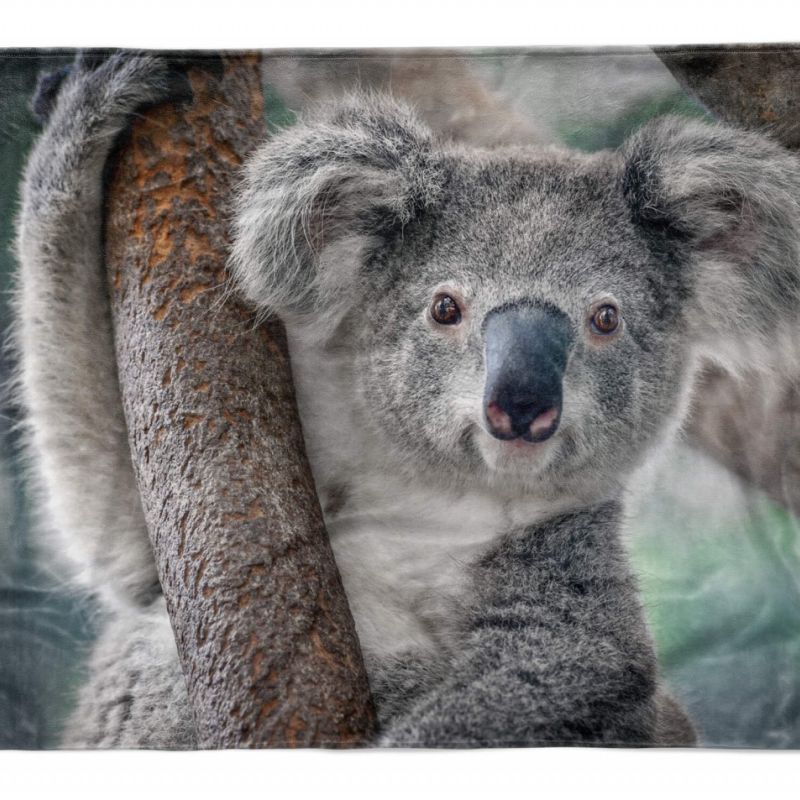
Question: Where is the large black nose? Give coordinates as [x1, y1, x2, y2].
[483, 302, 572, 442]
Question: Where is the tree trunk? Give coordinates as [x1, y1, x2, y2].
[657, 45, 800, 512]
[104, 54, 375, 747]
[657, 44, 800, 148]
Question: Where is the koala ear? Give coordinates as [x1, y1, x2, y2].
[622, 116, 800, 358]
[229, 94, 444, 320]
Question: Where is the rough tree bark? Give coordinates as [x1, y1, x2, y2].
[104, 54, 375, 747]
[657, 44, 800, 148]
[657, 44, 800, 512]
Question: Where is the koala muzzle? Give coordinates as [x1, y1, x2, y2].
[483, 302, 572, 443]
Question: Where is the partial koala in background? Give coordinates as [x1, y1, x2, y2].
[13, 52, 800, 746]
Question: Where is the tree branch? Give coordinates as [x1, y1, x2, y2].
[657, 44, 800, 148]
[104, 54, 375, 747]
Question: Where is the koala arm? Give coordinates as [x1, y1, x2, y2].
[61, 597, 196, 749]
[14, 54, 179, 607]
[379, 503, 684, 747]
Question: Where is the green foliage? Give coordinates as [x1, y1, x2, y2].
[264, 82, 297, 134]
[630, 454, 800, 747]
[558, 90, 711, 152]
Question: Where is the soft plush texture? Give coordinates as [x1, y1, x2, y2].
[2, 47, 800, 749]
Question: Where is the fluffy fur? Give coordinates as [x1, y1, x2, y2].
[14, 53, 170, 609]
[15, 53, 800, 747]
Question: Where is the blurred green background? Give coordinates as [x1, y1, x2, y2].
[0, 50, 798, 748]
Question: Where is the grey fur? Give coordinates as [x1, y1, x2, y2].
[14, 54, 174, 610]
[61, 598, 197, 749]
[15, 54, 800, 747]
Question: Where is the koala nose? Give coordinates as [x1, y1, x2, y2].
[482, 302, 572, 443]
[485, 397, 560, 442]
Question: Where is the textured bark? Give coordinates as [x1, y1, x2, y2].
[657, 45, 800, 510]
[657, 44, 800, 148]
[104, 54, 375, 747]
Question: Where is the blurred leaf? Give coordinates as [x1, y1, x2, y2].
[630, 447, 800, 747]
[557, 90, 711, 152]
[264, 81, 297, 134]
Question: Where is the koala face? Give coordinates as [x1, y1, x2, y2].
[231, 96, 800, 504]
[348, 151, 694, 502]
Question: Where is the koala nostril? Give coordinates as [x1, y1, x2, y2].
[485, 401, 515, 439]
[486, 401, 517, 439]
[485, 394, 561, 443]
[528, 407, 559, 442]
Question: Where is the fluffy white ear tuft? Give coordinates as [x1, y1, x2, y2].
[228, 93, 445, 321]
[622, 116, 800, 360]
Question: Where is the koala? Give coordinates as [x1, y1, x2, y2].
[13, 52, 800, 747]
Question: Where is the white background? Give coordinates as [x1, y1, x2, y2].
[2, 1, 800, 797]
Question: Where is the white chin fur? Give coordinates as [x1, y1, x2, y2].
[472, 424, 558, 478]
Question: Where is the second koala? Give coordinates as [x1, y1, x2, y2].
[16, 54, 800, 746]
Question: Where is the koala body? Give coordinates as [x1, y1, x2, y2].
[14, 54, 800, 747]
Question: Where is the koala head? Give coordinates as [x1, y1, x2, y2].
[231, 96, 800, 503]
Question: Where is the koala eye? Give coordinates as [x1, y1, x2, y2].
[431, 294, 462, 326]
[591, 304, 620, 335]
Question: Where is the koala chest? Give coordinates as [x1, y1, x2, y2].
[285, 329, 551, 666]
[320, 477, 541, 666]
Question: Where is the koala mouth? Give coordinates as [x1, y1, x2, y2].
[471, 419, 559, 480]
